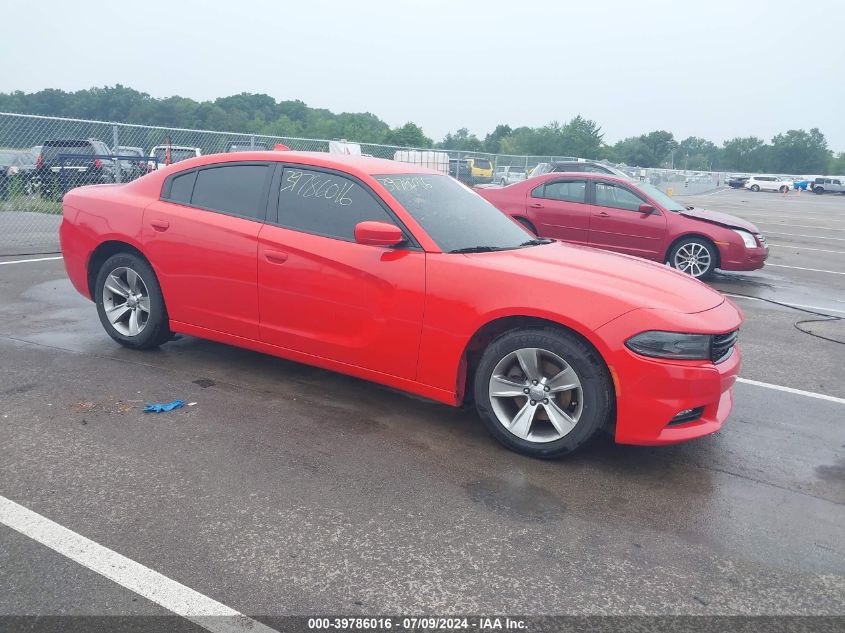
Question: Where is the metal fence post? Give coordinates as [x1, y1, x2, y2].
[250, 134, 255, 150]
[112, 124, 121, 183]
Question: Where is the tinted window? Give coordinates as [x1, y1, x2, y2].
[375, 174, 531, 252]
[533, 180, 586, 203]
[190, 164, 269, 220]
[278, 167, 395, 241]
[167, 171, 197, 204]
[594, 182, 645, 211]
[473, 159, 492, 170]
[41, 140, 95, 163]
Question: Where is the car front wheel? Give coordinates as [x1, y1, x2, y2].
[474, 328, 614, 458]
[750, 184, 760, 192]
[669, 237, 718, 280]
[95, 253, 171, 349]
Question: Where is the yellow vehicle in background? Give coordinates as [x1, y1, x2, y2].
[449, 156, 494, 184]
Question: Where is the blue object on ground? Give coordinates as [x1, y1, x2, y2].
[143, 400, 184, 413]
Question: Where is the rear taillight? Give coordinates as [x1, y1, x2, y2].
[94, 159, 103, 169]
[36, 155, 43, 169]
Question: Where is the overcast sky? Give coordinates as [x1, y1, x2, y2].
[2, 0, 844, 150]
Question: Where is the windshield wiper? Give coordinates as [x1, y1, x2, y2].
[519, 238, 554, 247]
[448, 245, 509, 254]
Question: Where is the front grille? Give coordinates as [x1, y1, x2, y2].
[711, 330, 738, 364]
[755, 233, 767, 247]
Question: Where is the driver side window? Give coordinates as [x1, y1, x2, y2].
[594, 182, 645, 211]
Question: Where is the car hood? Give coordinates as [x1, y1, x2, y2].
[680, 207, 759, 232]
[464, 242, 725, 315]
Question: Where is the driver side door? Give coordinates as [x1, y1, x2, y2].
[588, 180, 667, 260]
[257, 166, 426, 379]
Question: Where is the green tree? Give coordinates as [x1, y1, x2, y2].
[720, 136, 768, 172]
[382, 122, 431, 148]
[559, 115, 604, 159]
[437, 127, 484, 151]
[769, 128, 831, 174]
[829, 152, 845, 175]
[483, 124, 513, 153]
[678, 136, 721, 170]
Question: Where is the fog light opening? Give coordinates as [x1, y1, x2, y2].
[668, 406, 705, 426]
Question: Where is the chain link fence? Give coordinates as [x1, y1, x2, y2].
[0, 112, 727, 256]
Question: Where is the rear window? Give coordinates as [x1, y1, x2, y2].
[41, 140, 94, 161]
[473, 159, 492, 170]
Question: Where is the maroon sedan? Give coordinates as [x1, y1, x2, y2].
[476, 173, 768, 279]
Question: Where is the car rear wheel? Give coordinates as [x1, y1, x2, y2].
[95, 253, 171, 349]
[669, 237, 718, 280]
[750, 184, 760, 192]
[473, 328, 613, 458]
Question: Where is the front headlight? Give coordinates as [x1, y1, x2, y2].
[625, 331, 712, 360]
[732, 229, 757, 248]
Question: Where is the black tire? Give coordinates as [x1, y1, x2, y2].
[814, 187, 824, 195]
[668, 236, 719, 280]
[750, 184, 760, 192]
[94, 252, 171, 350]
[779, 185, 788, 193]
[473, 328, 614, 458]
[516, 217, 537, 235]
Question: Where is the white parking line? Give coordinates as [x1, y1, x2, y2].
[723, 293, 845, 314]
[737, 378, 845, 405]
[766, 263, 845, 275]
[0, 256, 63, 265]
[767, 243, 845, 255]
[764, 231, 845, 242]
[754, 221, 845, 232]
[0, 495, 278, 633]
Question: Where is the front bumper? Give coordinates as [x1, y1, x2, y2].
[719, 243, 768, 271]
[596, 301, 742, 445]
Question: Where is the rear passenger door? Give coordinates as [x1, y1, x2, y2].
[143, 162, 272, 339]
[526, 178, 590, 244]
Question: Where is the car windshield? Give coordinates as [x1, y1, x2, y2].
[374, 173, 535, 253]
[634, 182, 686, 212]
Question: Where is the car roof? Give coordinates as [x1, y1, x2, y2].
[532, 171, 632, 184]
[173, 151, 442, 176]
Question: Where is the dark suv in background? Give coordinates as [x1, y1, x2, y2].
[36, 138, 118, 199]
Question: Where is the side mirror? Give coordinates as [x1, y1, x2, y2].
[638, 203, 656, 214]
[354, 221, 405, 247]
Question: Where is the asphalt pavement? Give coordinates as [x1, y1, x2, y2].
[0, 188, 843, 631]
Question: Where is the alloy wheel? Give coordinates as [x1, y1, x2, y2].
[102, 266, 151, 336]
[488, 347, 583, 443]
[673, 243, 712, 278]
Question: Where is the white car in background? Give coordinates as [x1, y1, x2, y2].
[148, 145, 201, 170]
[745, 175, 793, 193]
[493, 165, 527, 185]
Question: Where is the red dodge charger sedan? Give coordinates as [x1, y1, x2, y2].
[60, 152, 742, 457]
[476, 173, 768, 279]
